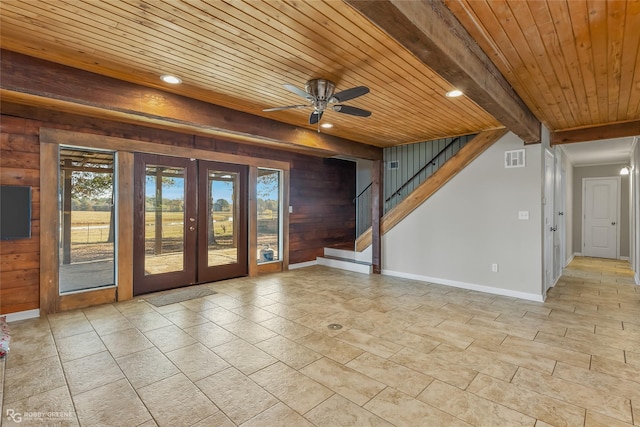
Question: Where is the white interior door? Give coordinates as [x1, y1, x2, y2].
[544, 150, 555, 292]
[583, 177, 619, 259]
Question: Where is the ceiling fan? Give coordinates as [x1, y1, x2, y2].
[263, 78, 372, 128]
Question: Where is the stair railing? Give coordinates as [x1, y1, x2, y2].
[354, 135, 471, 238]
[354, 182, 372, 237]
[385, 136, 462, 210]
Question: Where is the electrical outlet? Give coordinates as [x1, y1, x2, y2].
[288, 206, 293, 213]
[491, 263, 499, 272]
[518, 211, 529, 220]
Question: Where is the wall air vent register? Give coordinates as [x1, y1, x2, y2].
[505, 149, 526, 168]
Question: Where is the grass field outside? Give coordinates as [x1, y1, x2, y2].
[66, 209, 278, 263]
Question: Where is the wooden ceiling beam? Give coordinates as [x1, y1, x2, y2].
[345, 0, 541, 144]
[0, 50, 382, 160]
[551, 121, 640, 145]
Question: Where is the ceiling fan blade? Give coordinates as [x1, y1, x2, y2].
[309, 110, 323, 125]
[283, 83, 313, 100]
[332, 105, 372, 117]
[263, 105, 308, 112]
[330, 86, 369, 103]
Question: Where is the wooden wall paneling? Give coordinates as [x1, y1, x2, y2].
[117, 151, 134, 301]
[39, 142, 59, 315]
[0, 167, 40, 187]
[0, 117, 41, 314]
[288, 157, 356, 264]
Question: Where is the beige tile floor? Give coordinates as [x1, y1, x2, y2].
[1, 257, 639, 426]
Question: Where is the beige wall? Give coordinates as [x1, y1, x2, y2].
[382, 132, 545, 301]
[572, 164, 630, 258]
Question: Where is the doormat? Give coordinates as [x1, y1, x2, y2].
[144, 287, 217, 307]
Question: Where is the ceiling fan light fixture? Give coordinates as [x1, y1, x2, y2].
[320, 123, 334, 129]
[263, 79, 372, 129]
[160, 74, 182, 84]
[446, 89, 463, 98]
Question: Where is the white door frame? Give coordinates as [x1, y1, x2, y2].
[581, 176, 621, 259]
[543, 149, 555, 292]
[554, 149, 566, 278]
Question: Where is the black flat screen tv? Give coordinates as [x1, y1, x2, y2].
[0, 185, 32, 240]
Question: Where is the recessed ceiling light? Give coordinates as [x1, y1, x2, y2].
[320, 123, 334, 128]
[446, 89, 463, 98]
[160, 75, 182, 84]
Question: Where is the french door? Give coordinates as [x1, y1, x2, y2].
[133, 154, 247, 295]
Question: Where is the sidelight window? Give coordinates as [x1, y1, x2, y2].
[257, 168, 282, 263]
[59, 148, 116, 294]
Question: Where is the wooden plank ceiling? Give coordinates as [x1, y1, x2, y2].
[446, 0, 640, 139]
[0, 0, 499, 148]
[0, 0, 638, 149]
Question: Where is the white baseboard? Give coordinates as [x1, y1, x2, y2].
[573, 252, 583, 257]
[635, 272, 640, 285]
[317, 256, 372, 274]
[381, 269, 544, 302]
[288, 260, 317, 270]
[2, 309, 40, 322]
[619, 256, 630, 261]
[324, 247, 372, 263]
[565, 254, 575, 267]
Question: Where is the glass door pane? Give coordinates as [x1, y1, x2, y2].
[59, 148, 115, 294]
[257, 168, 281, 263]
[144, 165, 186, 275]
[205, 170, 239, 267]
[134, 154, 196, 296]
[198, 161, 247, 283]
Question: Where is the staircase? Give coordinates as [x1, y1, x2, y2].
[316, 247, 372, 274]
[356, 128, 508, 251]
[312, 128, 507, 275]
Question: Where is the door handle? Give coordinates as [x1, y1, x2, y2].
[189, 226, 196, 231]
[611, 222, 616, 226]
[550, 226, 557, 232]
